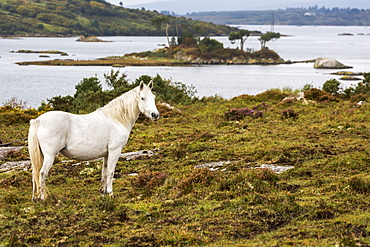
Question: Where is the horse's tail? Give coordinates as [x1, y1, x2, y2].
[28, 119, 44, 201]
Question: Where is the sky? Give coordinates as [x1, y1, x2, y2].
[106, 0, 369, 14]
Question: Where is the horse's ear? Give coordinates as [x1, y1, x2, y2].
[139, 81, 144, 91]
[148, 80, 153, 89]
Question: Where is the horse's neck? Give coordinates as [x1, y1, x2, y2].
[99, 90, 140, 129]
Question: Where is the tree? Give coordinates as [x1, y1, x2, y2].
[104, 69, 129, 91]
[74, 76, 102, 98]
[322, 79, 341, 95]
[198, 37, 223, 53]
[259, 32, 280, 49]
[228, 29, 251, 51]
[151, 16, 172, 46]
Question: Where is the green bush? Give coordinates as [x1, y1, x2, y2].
[74, 76, 102, 98]
[322, 79, 341, 95]
[44, 74, 197, 113]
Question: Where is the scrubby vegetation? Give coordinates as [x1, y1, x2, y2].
[125, 36, 284, 65]
[1, 74, 370, 246]
[39, 71, 197, 114]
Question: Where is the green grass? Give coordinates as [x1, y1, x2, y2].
[1, 92, 370, 246]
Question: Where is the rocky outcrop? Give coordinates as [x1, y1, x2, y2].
[76, 36, 109, 42]
[314, 57, 352, 69]
[173, 50, 285, 65]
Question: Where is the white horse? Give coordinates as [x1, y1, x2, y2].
[28, 81, 159, 201]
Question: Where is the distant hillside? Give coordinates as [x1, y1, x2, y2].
[0, 0, 236, 36]
[184, 6, 370, 26]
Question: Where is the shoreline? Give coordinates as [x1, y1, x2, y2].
[16, 58, 315, 67]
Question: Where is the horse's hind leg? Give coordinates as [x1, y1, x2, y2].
[100, 154, 109, 195]
[38, 153, 55, 200]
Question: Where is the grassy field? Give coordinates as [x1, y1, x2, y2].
[1, 90, 370, 246]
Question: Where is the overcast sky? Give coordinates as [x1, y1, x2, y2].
[106, 0, 369, 14]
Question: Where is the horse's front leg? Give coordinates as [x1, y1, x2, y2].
[100, 150, 121, 196]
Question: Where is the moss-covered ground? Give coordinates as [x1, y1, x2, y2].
[1, 91, 370, 246]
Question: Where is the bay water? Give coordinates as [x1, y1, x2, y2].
[1, 25, 369, 108]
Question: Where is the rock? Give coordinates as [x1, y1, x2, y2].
[340, 75, 362, 81]
[314, 57, 352, 69]
[330, 71, 363, 76]
[0, 161, 31, 173]
[0, 146, 25, 160]
[256, 164, 294, 174]
[194, 161, 229, 170]
[76, 36, 109, 42]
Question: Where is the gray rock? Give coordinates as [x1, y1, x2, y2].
[314, 57, 352, 69]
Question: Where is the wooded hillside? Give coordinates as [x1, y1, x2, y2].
[185, 6, 370, 26]
[0, 0, 236, 36]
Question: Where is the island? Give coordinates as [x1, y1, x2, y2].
[16, 37, 290, 67]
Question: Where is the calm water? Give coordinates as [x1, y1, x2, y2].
[1, 25, 370, 108]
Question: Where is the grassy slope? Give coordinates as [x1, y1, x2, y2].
[1, 92, 370, 246]
[0, 0, 236, 36]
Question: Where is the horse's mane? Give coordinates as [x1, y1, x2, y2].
[99, 87, 140, 128]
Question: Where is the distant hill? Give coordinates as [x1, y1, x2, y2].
[184, 6, 370, 26]
[0, 0, 236, 36]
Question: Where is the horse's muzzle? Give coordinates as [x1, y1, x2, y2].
[151, 112, 160, 120]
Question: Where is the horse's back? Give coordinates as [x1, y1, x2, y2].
[36, 110, 128, 160]
[36, 111, 74, 135]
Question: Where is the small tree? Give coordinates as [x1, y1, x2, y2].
[198, 37, 223, 53]
[104, 69, 129, 91]
[74, 76, 102, 98]
[354, 72, 370, 95]
[151, 16, 172, 46]
[322, 79, 341, 95]
[228, 29, 251, 51]
[259, 32, 280, 49]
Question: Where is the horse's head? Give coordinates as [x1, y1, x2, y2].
[138, 80, 160, 120]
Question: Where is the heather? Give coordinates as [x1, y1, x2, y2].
[1, 74, 370, 246]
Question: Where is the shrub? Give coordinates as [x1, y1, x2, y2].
[45, 95, 74, 112]
[322, 78, 341, 95]
[45, 74, 197, 113]
[224, 107, 263, 121]
[304, 88, 339, 102]
[104, 69, 129, 91]
[0, 106, 39, 125]
[135, 74, 197, 105]
[198, 37, 223, 53]
[281, 108, 299, 119]
[130, 172, 169, 193]
[254, 89, 290, 103]
[74, 76, 102, 98]
[348, 176, 370, 194]
[177, 169, 215, 196]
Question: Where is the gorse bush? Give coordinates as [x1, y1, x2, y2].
[0, 103, 39, 125]
[42, 71, 197, 113]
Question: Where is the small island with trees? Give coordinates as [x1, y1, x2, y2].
[17, 30, 285, 66]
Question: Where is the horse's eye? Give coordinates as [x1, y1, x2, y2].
[141, 97, 145, 100]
